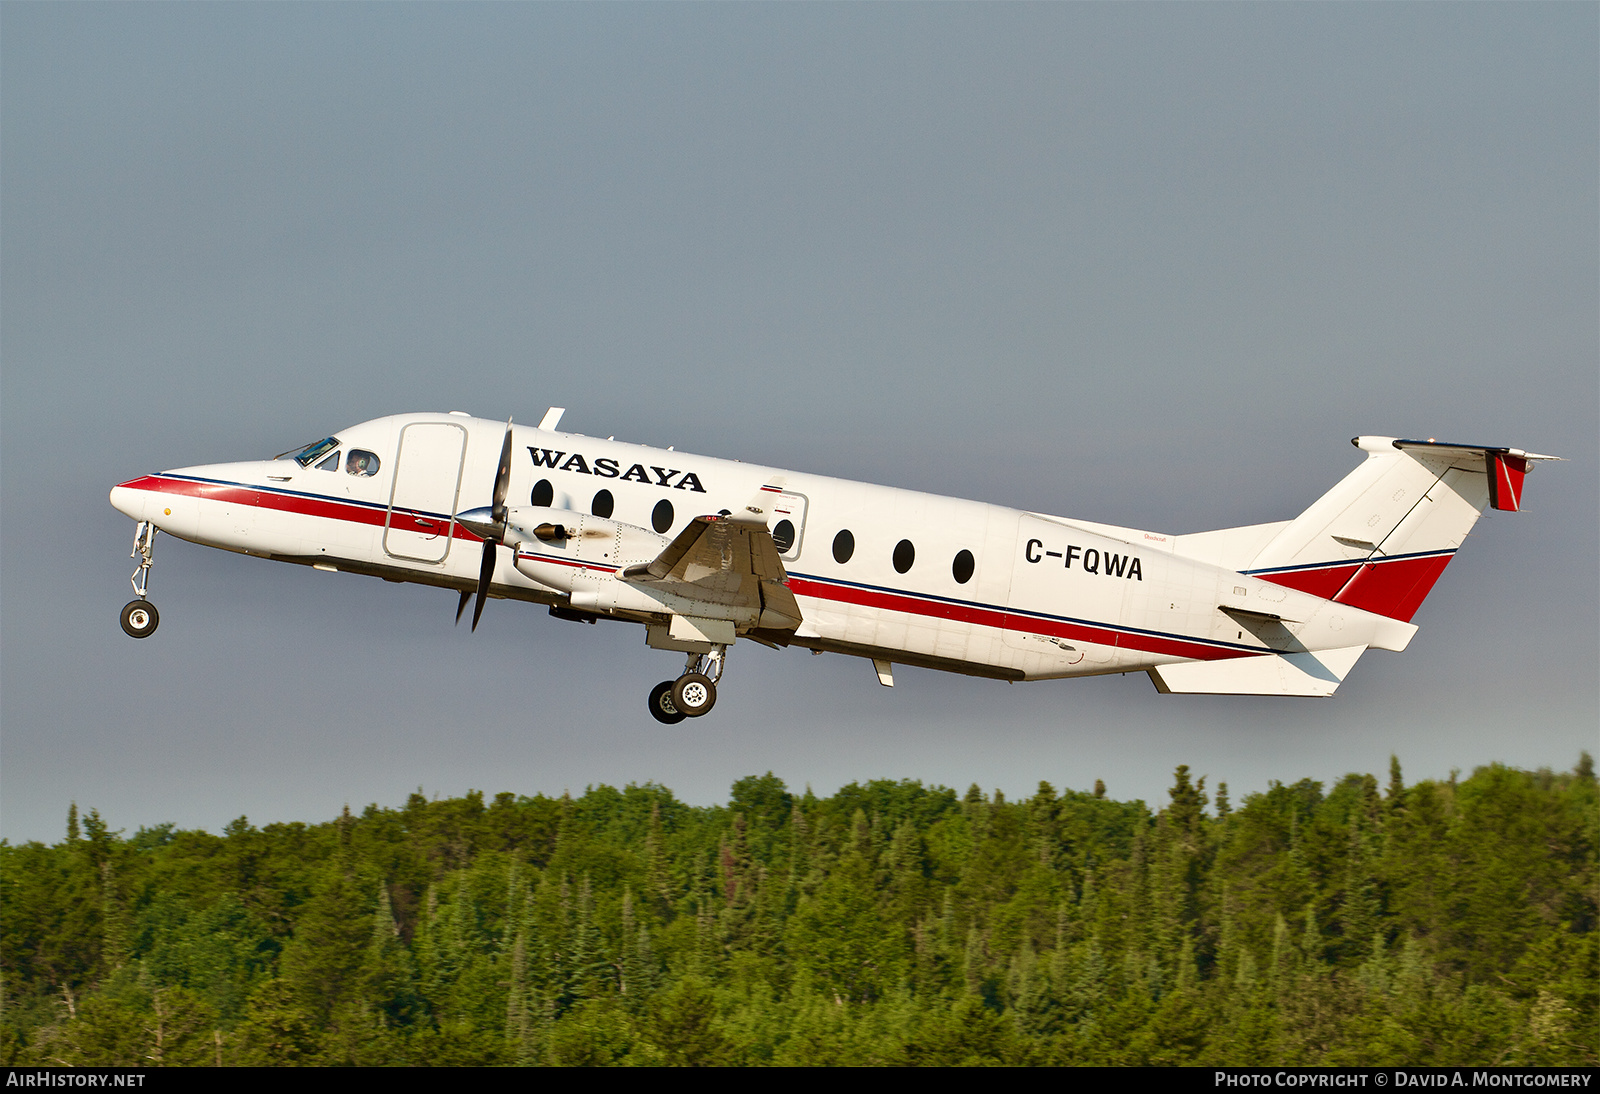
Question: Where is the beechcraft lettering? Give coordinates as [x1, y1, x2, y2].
[109, 408, 1558, 721]
[529, 447, 707, 492]
[1024, 539, 1143, 580]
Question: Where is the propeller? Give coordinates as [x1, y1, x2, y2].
[454, 419, 515, 632]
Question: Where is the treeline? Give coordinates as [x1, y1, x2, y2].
[1, 757, 1594, 1066]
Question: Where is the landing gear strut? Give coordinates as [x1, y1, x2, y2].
[647, 645, 726, 723]
[120, 521, 160, 639]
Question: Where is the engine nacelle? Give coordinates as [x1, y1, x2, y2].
[507, 506, 775, 628]
[507, 507, 672, 613]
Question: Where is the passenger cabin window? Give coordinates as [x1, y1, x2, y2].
[893, 539, 915, 574]
[772, 519, 796, 554]
[652, 499, 674, 534]
[346, 450, 380, 476]
[315, 451, 341, 472]
[530, 479, 554, 507]
[952, 549, 975, 584]
[832, 530, 855, 564]
[591, 489, 614, 518]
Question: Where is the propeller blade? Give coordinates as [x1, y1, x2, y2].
[455, 589, 472, 625]
[471, 539, 496, 632]
[491, 418, 514, 525]
[461, 419, 515, 634]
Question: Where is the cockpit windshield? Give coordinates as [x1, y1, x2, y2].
[274, 437, 341, 467]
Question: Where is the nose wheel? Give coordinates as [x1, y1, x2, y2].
[120, 521, 161, 638]
[647, 644, 725, 722]
[120, 600, 160, 639]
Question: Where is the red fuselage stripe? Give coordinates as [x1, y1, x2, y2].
[784, 577, 1245, 662]
[124, 473, 1424, 662]
[120, 474, 483, 541]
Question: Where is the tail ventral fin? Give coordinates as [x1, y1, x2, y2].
[1149, 645, 1369, 697]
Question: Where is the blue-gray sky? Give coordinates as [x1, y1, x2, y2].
[3, 4, 1595, 844]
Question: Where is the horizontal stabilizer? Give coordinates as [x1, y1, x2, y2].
[1149, 645, 1368, 697]
[1219, 604, 1299, 625]
[1392, 439, 1559, 513]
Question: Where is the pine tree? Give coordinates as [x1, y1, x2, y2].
[363, 883, 419, 1029]
[619, 888, 659, 1006]
[1339, 812, 1380, 964]
[544, 874, 576, 1016]
[1387, 755, 1405, 808]
[1269, 913, 1293, 989]
[280, 871, 372, 1025]
[503, 883, 545, 1066]
[1301, 904, 1324, 967]
[571, 874, 604, 1000]
[98, 861, 128, 974]
[785, 797, 814, 908]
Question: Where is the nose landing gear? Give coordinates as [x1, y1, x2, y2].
[120, 521, 160, 639]
[120, 599, 159, 639]
[647, 644, 725, 723]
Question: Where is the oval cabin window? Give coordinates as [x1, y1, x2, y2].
[832, 529, 855, 564]
[893, 539, 915, 574]
[530, 479, 554, 507]
[952, 549, 975, 584]
[652, 498, 674, 534]
[591, 489, 614, 518]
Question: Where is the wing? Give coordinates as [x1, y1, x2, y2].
[620, 483, 803, 632]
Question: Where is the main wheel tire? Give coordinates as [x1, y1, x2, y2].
[648, 680, 686, 725]
[120, 599, 159, 639]
[671, 673, 717, 717]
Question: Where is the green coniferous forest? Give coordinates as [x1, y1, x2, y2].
[2, 757, 1594, 1066]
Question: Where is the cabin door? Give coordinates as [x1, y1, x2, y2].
[384, 421, 467, 564]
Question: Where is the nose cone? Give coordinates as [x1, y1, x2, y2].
[110, 476, 158, 521]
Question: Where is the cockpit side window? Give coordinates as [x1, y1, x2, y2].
[346, 450, 380, 476]
[315, 451, 341, 472]
[276, 437, 341, 467]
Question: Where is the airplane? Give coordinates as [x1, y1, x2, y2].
[109, 410, 1557, 722]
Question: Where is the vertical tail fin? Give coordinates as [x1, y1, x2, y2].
[1243, 437, 1558, 621]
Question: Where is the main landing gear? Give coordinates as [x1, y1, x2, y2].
[120, 521, 160, 639]
[647, 645, 725, 724]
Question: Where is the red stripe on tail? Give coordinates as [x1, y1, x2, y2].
[1332, 553, 1454, 622]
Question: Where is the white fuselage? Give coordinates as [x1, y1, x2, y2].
[110, 412, 1413, 685]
